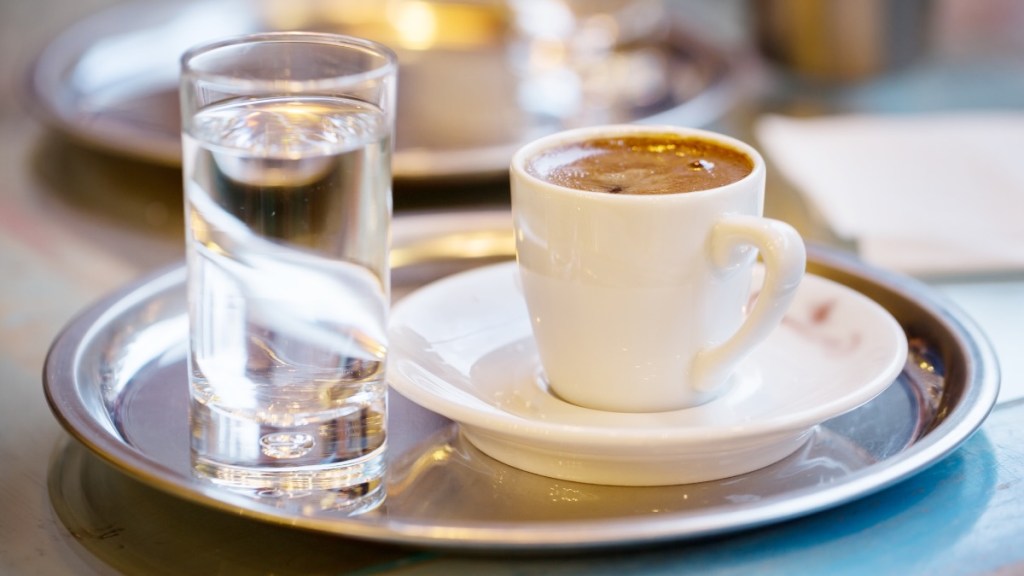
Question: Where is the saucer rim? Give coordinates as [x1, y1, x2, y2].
[388, 262, 909, 447]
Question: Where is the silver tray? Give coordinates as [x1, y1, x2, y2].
[43, 210, 999, 552]
[26, 0, 737, 181]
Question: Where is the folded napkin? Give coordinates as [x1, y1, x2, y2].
[756, 112, 1024, 276]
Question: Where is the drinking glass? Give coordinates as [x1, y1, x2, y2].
[180, 32, 396, 514]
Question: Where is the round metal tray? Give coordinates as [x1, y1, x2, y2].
[26, 0, 737, 181]
[43, 210, 999, 552]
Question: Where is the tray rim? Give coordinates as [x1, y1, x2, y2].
[42, 213, 1000, 551]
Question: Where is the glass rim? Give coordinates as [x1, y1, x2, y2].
[180, 31, 398, 92]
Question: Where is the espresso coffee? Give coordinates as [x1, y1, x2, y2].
[526, 134, 753, 195]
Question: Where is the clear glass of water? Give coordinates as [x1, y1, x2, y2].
[179, 32, 396, 514]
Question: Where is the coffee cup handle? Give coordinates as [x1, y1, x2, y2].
[693, 215, 806, 392]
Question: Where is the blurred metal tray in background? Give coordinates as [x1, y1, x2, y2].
[26, 0, 739, 182]
[43, 210, 998, 552]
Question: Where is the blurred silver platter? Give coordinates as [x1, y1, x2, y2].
[43, 210, 999, 552]
[26, 0, 739, 182]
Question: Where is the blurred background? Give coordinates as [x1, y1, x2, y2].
[2, 0, 1024, 573]
[5, 0, 1024, 269]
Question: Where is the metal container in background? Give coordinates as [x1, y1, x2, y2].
[753, 0, 933, 81]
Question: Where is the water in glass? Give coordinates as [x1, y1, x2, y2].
[182, 95, 390, 506]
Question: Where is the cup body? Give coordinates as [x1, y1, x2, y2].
[511, 125, 804, 413]
[180, 32, 396, 513]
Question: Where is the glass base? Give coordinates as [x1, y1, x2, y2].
[192, 445, 387, 516]
[188, 385, 388, 516]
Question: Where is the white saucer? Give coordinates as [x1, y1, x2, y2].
[388, 262, 908, 486]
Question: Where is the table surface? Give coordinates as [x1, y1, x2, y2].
[2, 0, 1024, 574]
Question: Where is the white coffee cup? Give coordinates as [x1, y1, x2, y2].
[511, 124, 806, 412]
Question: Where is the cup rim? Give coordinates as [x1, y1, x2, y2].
[180, 31, 398, 94]
[511, 124, 765, 200]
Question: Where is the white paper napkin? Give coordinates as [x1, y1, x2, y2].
[755, 112, 1024, 276]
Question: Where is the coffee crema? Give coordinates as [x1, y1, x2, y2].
[526, 134, 754, 195]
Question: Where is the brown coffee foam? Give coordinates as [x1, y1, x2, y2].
[526, 135, 753, 195]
